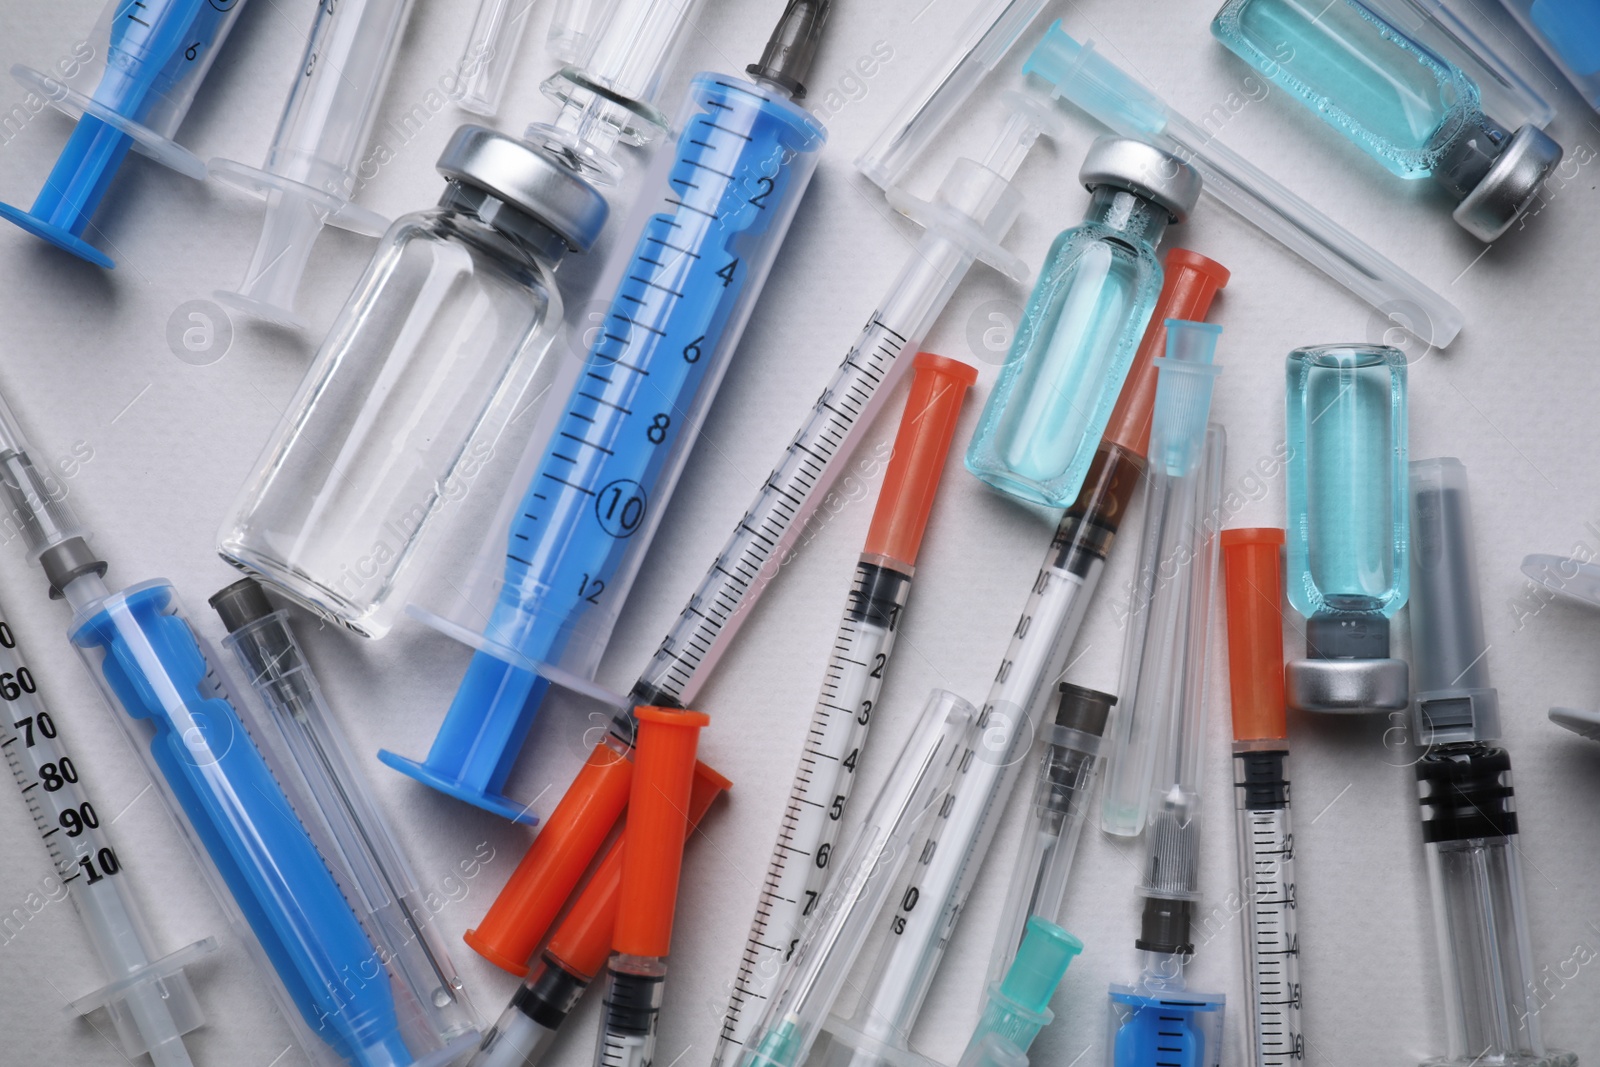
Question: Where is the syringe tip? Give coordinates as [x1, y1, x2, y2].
[747, 0, 832, 99]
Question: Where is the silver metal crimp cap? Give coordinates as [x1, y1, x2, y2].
[1285, 657, 1410, 714]
[1079, 135, 1202, 224]
[437, 125, 608, 253]
[1453, 125, 1563, 242]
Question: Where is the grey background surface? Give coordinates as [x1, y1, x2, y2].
[1, 1, 1598, 1065]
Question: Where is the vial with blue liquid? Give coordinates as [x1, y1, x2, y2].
[965, 137, 1200, 510]
[1211, 0, 1562, 240]
[1283, 343, 1409, 713]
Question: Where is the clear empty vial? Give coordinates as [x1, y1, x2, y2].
[219, 126, 607, 637]
[965, 137, 1201, 510]
[1283, 343, 1409, 713]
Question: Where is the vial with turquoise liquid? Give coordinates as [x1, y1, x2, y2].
[965, 137, 1201, 509]
[1211, 0, 1562, 240]
[1283, 343, 1409, 713]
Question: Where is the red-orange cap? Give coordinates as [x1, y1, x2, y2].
[464, 739, 635, 973]
[1221, 528, 1288, 744]
[863, 352, 977, 568]
[547, 761, 732, 981]
[614, 707, 709, 958]
[1103, 248, 1230, 458]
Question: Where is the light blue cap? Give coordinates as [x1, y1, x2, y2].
[966, 918, 1084, 1056]
[1022, 21, 1169, 138]
[1152, 320, 1223, 476]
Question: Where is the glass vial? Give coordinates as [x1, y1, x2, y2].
[1210, 0, 1562, 240]
[965, 136, 1200, 509]
[1283, 343, 1409, 713]
[219, 125, 607, 638]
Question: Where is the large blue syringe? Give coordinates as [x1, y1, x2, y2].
[0, 0, 246, 268]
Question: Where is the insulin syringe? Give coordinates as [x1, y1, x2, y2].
[1219, 529, 1303, 1067]
[714, 353, 975, 1065]
[0, 599, 214, 1067]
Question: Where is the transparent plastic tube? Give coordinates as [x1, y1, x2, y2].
[984, 684, 1113, 988]
[549, 0, 625, 64]
[735, 690, 979, 1067]
[855, 0, 1054, 189]
[1022, 23, 1465, 348]
[1101, 323, 1224, 837]
[458, 0, 541, 116]
[1104, 425, 1227, 1067]
[208, 0, 416, 327]
[1413, 746, 1576, 1067]
[0, 598, 213, 1067]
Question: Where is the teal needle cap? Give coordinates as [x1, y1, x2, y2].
[970, 918, 1084, 1055]
[1151, 319, 1223, 477]
[1022, 21, 1168, 137]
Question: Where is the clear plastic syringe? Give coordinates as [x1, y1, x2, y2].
[1408, 459, 1576, 1067]
[207, 0, 418, 327]
[0, 0, 247, 268]
[0, 388, 479, 1067]
[714, 353, 976, 1067]
[0, 598, 215, 1067]
[733, 690, 980, 1067]
[1023, 22, 1466, 349]
[1218, 528, 1303, 1067]
[521, 0, 712, 182]
[1106, 332, 1228, 1067]
[855, 0, 1055, 190]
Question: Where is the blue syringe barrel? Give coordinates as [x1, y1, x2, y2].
[0, 0, 246, 267]
[68, 579, 421, 1067]
[393, 71, 826, 819]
